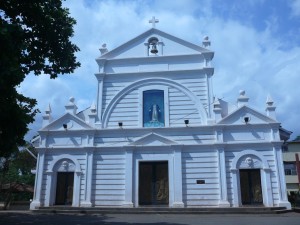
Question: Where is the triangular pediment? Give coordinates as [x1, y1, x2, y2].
[218, 105, 276, 125]
[99, 28, 212, 59]
[129, 132, 178, 146]
[41, 113, 93, 131]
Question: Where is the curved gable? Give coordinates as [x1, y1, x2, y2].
[102, 78, 208, 128]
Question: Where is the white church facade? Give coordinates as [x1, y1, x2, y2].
[30, 20, 291, 210]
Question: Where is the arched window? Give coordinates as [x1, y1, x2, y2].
[143, 90, 164, 127]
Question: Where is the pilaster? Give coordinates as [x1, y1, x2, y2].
[217, 148, 230, 207]
[95, 73, 105, 127]
[30, 148, 46, 210]
[230, 169, 239, 207]
[273, 146, 291, 209]
[81, 148, 94, 207]
[172, 145, 184, 207]
[123, 147, 134, 207]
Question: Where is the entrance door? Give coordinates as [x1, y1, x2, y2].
[55, 172, 74, 205]
[139, 161, 169, 205]
[239, 169, 263, 205]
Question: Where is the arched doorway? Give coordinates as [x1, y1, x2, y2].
[231, 150, 273, 207]
[53, 160, 75, 205]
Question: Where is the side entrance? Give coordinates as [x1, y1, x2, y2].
[139, 161, 169, 205]
[239, 169, 263, 205]
[55, 172, 74, 205]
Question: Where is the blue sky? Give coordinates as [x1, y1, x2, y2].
[19, 0, 300, 140]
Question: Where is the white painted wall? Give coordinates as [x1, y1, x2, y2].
[182, 149, 220, 207]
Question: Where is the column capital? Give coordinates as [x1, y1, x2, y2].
[171, 144, 183, 151]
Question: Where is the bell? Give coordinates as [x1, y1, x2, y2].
[150, 44, 158, 54]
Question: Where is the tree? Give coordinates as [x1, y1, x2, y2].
[0, 143, 37, 209]
[0, 0, 80, 157]
[293, 136, 300, 141]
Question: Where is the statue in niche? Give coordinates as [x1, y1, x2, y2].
[144, 103, 164, 127]
[150, 104, 160, 122]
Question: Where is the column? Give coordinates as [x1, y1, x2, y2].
[123, 148, 134, 207]
[173, 145, 184, 207]
[217, 148, 230, 207]
[30, 148, 46, 210]
[81, 148, 94, 207]
[274, 145, 291, 209]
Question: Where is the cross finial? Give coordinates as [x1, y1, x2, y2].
[149, 16, 159, 28]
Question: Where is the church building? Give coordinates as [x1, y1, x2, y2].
[30, 18, 291, 210]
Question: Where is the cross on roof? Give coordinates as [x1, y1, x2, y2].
[149, 16, 159, 28]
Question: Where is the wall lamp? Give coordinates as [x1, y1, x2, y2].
[118, 122, 123, 128]
[244, 116, 250, 124]
[63, 124, 67, 130]
[184, 119, 189, 127]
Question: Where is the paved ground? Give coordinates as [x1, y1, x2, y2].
[0, 211, 300, 225]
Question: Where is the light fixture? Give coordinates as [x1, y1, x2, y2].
[244, 116, 250, 124]
[184, 119, 189, 126]
[118, 122, 123, 128]
[63, 124, 67, 129]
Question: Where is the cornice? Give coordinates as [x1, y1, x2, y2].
[95, 67, 214, 77]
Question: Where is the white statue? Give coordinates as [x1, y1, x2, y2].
[150, 104, 160, 122]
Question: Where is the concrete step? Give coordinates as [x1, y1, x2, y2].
[34, 206, 289, 214]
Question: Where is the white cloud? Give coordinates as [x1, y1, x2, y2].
[19, 0, 300, 140]
[290, 0, 300, 17]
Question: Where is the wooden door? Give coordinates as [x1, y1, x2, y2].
[139, 161, 169, 205]
[240, 169, 263, 205]
[55, 172, 74, 205]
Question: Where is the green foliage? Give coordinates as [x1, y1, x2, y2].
[0, 0, 80, 157]
[0, 146, 37, 202]
[293, 136, 300, 141]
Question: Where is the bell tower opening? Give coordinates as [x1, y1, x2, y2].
[148, 37, 159, 55]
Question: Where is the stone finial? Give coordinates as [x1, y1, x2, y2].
[213, 99, 222, 121]
[237, 90, 249, 107]
[45, 103, 51, 114]
[99, 43, 108, 55]
[42, 103, 52, 127]
[88, 101, 97, 125]
[213, 99, 221, 109]
[265, 94, 276, 120]
[266, 94, 274, 106]
[202, 36, 211, 48]
[90, 101, 96, 113]
[65, 97, 78, 114]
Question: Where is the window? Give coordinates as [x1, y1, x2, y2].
[284, 162, 297, 175]
[143, 90, 164, 127]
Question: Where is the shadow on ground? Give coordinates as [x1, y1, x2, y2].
[0, 212, 188, 225]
